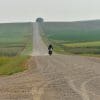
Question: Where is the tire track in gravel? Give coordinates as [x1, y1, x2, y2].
[80, 76, 100, 100]
[36, 55, 100, 100]
[34, 55, 81, 100]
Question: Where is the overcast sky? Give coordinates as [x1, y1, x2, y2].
[0, 0, 100, 22]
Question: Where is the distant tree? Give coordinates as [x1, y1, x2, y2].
[36, 18, 44, 23]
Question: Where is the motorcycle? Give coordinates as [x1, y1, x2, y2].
[48, 50, 52, 56]
[48, 44, 53, 56]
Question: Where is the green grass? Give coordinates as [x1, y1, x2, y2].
[63, 41, 100, 47]
[0, 22, 33, 75]
[40, 21, 100, 56]
[0, 56, 28, 75]
[41, 22, 100, 42]
[0, 22, 33, 56]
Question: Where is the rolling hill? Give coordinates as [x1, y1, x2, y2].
[40, 20, 100, 55]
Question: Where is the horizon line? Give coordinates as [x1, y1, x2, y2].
[0, 19, 100, 23]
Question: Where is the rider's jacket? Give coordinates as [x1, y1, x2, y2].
[48, 45, 53, 51]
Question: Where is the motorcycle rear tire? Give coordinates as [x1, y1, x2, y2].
[48, 51, 52, 56]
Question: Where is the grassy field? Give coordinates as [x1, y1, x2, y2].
[0, 22, 33, 56]
[0, 22, 33, 75]
[40, 20, 100, 55]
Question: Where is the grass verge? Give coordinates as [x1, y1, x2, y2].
[0, 56, 29, 75]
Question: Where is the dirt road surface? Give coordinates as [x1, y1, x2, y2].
[0, 22, 100, 100]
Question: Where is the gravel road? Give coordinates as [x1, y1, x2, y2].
[0, 22, 100, 100]
[32, 23, 100, 100]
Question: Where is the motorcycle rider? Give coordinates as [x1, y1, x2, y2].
[48, 44, 53, 55]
